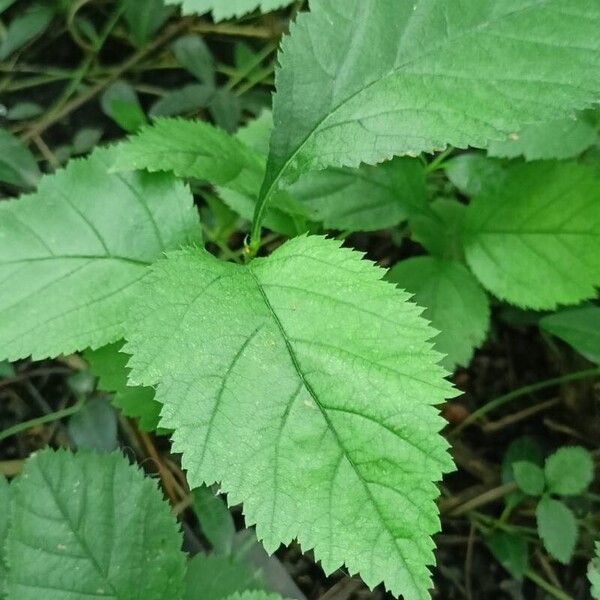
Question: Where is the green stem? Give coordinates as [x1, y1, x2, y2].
[525, 569, 573, 600]
[0, 398, 86, 444]
[450, 367, 600, 437]
[226, 41, 277, 92]
[425, 146, 454, 173]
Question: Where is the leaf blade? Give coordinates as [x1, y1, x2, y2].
[0, 148, 200, 361]
[463, 161, 600, 309]
[124, 235, 455, 599]
[263, 0, 600, 197]
[6, 449, 186, 600]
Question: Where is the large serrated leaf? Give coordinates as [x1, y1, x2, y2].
[262, 0, 600, 198]
[166, 0, 294, 20]
[463, 161, 600, 310]
[0, 148, 200, 362]
[6, 449, 186, 600]
[124, 235, 454, 599]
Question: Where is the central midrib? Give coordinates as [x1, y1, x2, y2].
[246, 265, 419, 594]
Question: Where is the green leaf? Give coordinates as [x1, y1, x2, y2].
[0, 362, 14, 379]
[0, 129, 41, 189]
[287, 158, 426, 232]
[193, 486, 236, 555]
[544, 446, 594, 496]
[113, 118, 262, 187]
[5, 102, 43, 121]
[150, 84, 215, 118]
[512, 461, 545, 497]
[540, 306, 600, 363]
[409, 200, 466, 261]
[85, 343, 161, 432]
[487, 116, 598, 161]
[486, 531, 528, 581]
[124, 235, 455, 599]
[536, 495, 578, 564]
[67, 397, 118, 452]
[6, 449, 186, 599]
[463, 161, 600, 309]
[166, 0, 294, 21]
[387, 257, 490, 369]
[208, 89, 242, 134]
[0, 0, 18, 14]
[444, 154, 505, 198]
[262, 0, 600, 198]
[0, 3, 54, 60]
[172, 35, 215, 86]
[0, 476, 9, 598]
[100, 81, 147, 133]
[123, 0, 173, 47]
[590, 542, 600, 600]
[0, 148, 200, 362]
[185, 553, 264, 600]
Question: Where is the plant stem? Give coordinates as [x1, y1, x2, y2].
[525, 569, 573, 600]
[450, 367, 600, 437]
[22, 18, 191, 141]
[425, 146, 454, 172]
[0, 398, 86, 444]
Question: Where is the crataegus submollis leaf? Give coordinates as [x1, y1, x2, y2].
[124, 235, 455, 600]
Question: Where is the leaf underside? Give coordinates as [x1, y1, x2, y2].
[124, 235, 455, 599]
[6, 449, 186, 600]
[264, 0, 600, 195]
[0, 148, 200, 362]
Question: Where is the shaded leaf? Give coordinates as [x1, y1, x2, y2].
[193, 486, 236, 555]
[6, 449, 186, 599]
[123, 0, 173, 47]
[0, 3, 54, 60]
[185, 553, 264, 600]
[100, 81, 147, 133]
[173, 35, 215, 86]
[512, 461, 545, 497]
[536, 495, 578, 564]
[0, 129, 41, 189]
[67, 398, 118, 452]
[387, 257, 490, 369]
[85, 343, 161, 432]
[486, 531, 528, 581]
[540, 306, 600, 363]
[544, 446, 594, 496]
